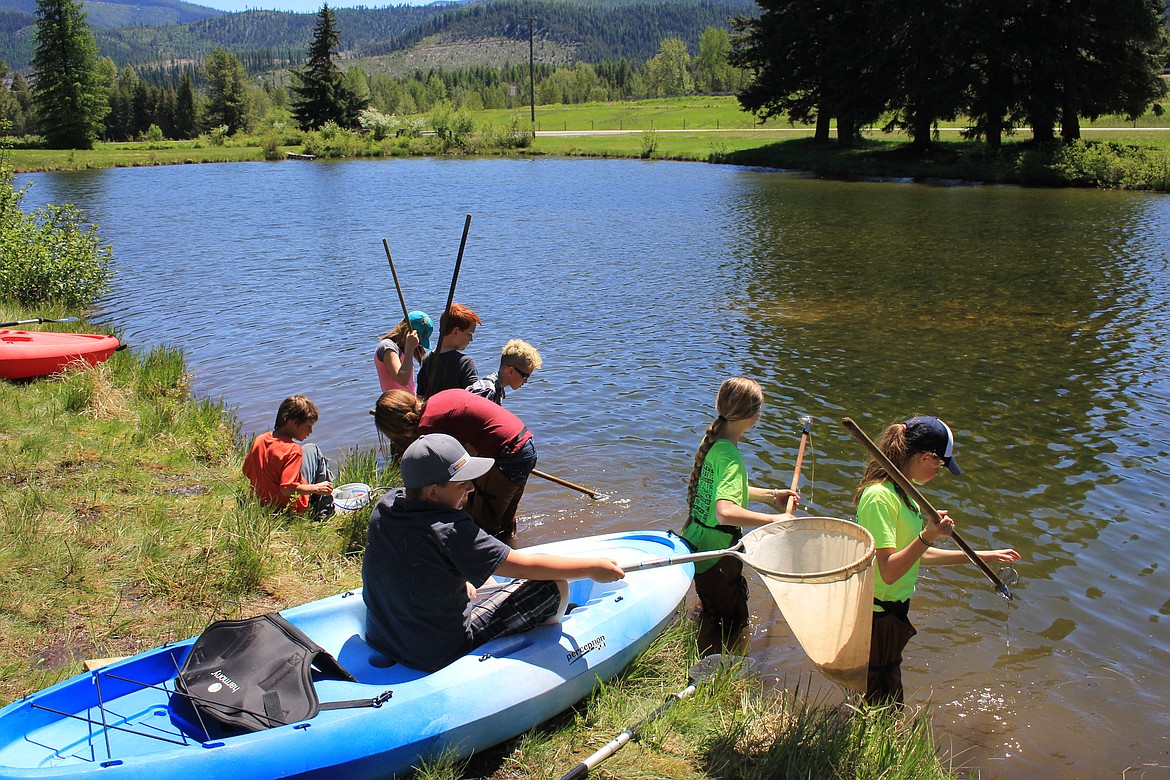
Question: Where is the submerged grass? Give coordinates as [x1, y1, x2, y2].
[0, 304, 960, 778]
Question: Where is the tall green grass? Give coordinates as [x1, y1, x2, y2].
[0, 328, 391, 699]
[414, 617, 959, 780]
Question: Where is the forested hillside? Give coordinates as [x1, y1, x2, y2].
[371, 0, 758, 62]
[0, 0, 219, 24]
[0, 0, 756, 72]
[0, 0, 222, 67]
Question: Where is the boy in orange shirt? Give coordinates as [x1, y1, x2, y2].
[243, 394, 334, 517]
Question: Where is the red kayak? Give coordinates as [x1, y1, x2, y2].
[0, 329, 121, 380]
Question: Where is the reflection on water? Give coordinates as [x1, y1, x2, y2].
[18, 159, 1170, 778]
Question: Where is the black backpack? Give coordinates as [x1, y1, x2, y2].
[173, 612, 387, 738]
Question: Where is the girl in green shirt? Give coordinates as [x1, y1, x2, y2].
[681, 377, 799, 656]
[855, 416, 1020, 705]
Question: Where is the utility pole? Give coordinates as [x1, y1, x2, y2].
[521, 16, 536, 132]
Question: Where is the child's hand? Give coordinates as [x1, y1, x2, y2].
[923, 509, 956, 544]
[770, 488, 799, 508]
[588, 558, 625, 582]
[404, 328, 420, 353]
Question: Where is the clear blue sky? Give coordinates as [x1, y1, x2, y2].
[196, 0, 432, 13]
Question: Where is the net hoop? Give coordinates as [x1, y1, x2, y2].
[332, 482, 372, 512]
[741, 517, 875, 584]
[740, 516, 876, 693]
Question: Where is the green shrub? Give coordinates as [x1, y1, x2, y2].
[359, 108, 400, 141]
[429, 101, 477, 152]
[0, 135, 47, 149]
[0, 161, 114, 308]
[1054, 139, 1170, 190]
[301, 131, 323, 157]
[496, 114, 534, 149]
[640, 126, 660, 158]
[204, 126, 229, 147]
[260, 134, 283, 160]
[299, 126, 366, 158]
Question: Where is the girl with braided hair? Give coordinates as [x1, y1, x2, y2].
[680, 377, 799, 656]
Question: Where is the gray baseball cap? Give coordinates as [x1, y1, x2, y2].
[400, 433, 494, 488]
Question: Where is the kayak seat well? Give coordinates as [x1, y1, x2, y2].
[312, 579, 609, 685]
[333, 634, 428, 686]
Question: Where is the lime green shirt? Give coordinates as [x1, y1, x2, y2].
[856, 481, 924, 606]
[681, 438, 748, 573]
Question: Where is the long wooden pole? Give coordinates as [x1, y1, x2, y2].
[840, 417, 1013, 601]
[382, 239, 412, 324]
[425, 214, 473, 396]
[531, 468, 601, 499]
[786, 416, 812, 514]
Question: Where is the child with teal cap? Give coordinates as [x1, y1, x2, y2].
[375, 311, 432, 395]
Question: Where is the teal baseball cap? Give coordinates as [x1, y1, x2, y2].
[408, 311, 433, 350]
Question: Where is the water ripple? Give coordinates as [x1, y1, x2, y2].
[18, 159, 1170, 779]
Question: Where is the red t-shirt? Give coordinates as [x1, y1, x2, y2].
[242, 432, 309, 513]
[420, 389, 530, 457]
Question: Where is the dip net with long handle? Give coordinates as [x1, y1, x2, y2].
[740, 517, 876, 692]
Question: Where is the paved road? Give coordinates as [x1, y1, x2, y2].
[535, 126, 1170, 136]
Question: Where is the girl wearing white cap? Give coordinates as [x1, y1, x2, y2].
[855, 416, 1020, 705]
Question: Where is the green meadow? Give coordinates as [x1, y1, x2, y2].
[6, 95, 1170, 190]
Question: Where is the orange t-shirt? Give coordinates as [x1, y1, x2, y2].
[242, 432, 308, 513]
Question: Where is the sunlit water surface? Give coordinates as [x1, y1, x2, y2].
[19, 158, 1170, 778]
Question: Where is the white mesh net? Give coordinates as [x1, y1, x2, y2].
[742, 517, 875, 692]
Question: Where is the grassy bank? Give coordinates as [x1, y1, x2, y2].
[0, 307, 963, 778]
[6, 96, 1170, 190]
[0, 307, 374, 701]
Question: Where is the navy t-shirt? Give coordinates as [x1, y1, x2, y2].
[417, 350, 477, 397]
[362, 494, 510, 671]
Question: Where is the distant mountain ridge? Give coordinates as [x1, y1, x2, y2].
[0, 0, 757, 73]
[0, 0, 223, 68]
[0, 0, 222, 26]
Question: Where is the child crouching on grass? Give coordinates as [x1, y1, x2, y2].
[243, 394, 334, 518]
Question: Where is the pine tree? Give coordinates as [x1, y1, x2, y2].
[732, 0, 894, 145]
[204, 48, 250, 135]
[290, 4, 367, 130]
[174, 71, 199, 139]
[30, 0, 109, 149]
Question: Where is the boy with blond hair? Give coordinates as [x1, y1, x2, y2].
[468, 339, 542, 405]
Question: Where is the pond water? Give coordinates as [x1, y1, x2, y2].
[18, 157, 1170, 778]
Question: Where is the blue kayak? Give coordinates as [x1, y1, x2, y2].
[0, 530, 693, 779]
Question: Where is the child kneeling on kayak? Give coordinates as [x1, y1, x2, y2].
[361, 434, 624, 672]
[242, 394, 334, 517]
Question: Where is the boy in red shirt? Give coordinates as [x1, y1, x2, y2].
[243, 394, 334, 517]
